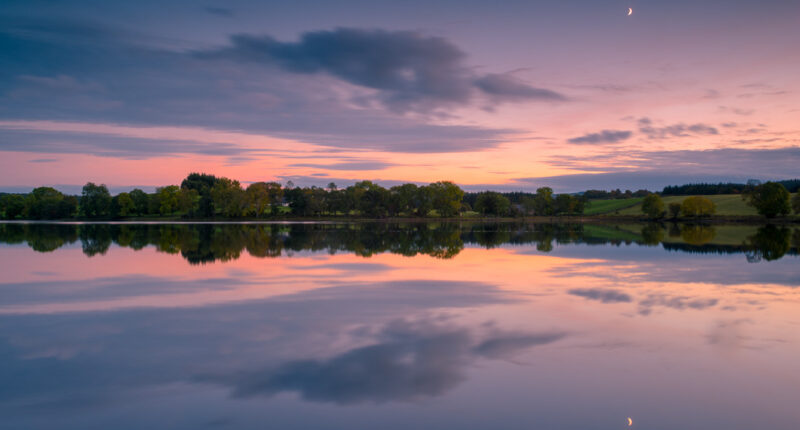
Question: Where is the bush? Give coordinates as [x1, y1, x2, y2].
[680, 196, 715, 217]
[641, 194, 665, 218]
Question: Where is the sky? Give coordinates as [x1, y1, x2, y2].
[1, 0, 799, 193]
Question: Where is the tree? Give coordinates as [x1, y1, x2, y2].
[413, 185, 434, 217]
[680, 196, 715, 217]
[0, 194, 25, 219]
[554, 194, 583, 215]
[246, 182, 272, 217]
[155, 185, 181, 215]
[474, 192, 510, 216]
[177, 188, 199, 214]
[743, 182, 790, 218]
[26, 187, 76, 219]
[264, 182, 284, 215]
[668, 202, 681, 219]
[114, 192, 136, 217]
[641, 194, 665, 218]
[745, 182, 790, 217]
[533, 187, 554, 215]
[210, 177, 246, 217]
[129, 189, 150, 216]
[181, 173, 219, 217]
[357, 182, 389, 218]
[388, 184, 417, 216]
[80, 182, 112, 218]
[428, 181, 464, 217]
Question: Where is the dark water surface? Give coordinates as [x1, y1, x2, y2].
[1, 222, 798, 429]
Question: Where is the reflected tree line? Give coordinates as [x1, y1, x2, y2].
[0, 223, 797, 263]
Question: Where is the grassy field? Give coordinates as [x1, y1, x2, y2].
[615, 194, 760, 216]
[584, 197, 644, 215]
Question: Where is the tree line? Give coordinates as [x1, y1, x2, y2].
[661, 179, 800, 196]
[0, 173, 587, 220]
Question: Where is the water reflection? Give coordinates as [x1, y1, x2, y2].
[1, 222, 797, 263]
[212, 318, 565, 404]
[0, 222, 798, 429]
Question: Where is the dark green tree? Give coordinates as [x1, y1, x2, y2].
[428, 181, 464, 217]
[533, 187, 554, 215]
[26, 187, 76, 219]
[181, 173, 219, 217]
[129, 188, 150, 216]
[80, 182, 112, 218]
[641, 194, 665, 218]
[210, 177, 246, 217]
[743, 182, 790, 218]
[0, 194, 26, 219]
[113, 192, 136, 217]
[474, 192, 511, 216]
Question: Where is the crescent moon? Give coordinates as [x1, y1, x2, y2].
[627, 7, 633, 16]
[628, 417, 633, 426]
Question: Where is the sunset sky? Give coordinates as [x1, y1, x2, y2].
[1, 0, 799, 193]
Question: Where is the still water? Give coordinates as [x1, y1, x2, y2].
[0, 222, 798, 429]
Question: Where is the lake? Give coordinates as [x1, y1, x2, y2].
[0, 222, 798, 429]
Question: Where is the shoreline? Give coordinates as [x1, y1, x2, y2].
[2, 214, 798, 225]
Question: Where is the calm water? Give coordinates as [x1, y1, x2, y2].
[1, 222, 798, 429]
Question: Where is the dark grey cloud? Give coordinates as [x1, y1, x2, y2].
[0, 22, 517, 154]
[638, 117, 719, 139]
[199, 28, 565, 112]
[474, 74, 566, 101]
[472, 332, 566, 359]
[567, 129, 632, 145]
[568, 288, 632, 303]
[0, 128, 247, 159]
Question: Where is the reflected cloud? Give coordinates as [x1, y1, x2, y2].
[638, 294, 718, 315]
[568, 288, 632, 304]
[210, 318, 565, 404]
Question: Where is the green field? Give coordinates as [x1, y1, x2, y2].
[584, 197, 644, 215]
[585, 194, 799, 216]
[615, 194, 761, 216]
